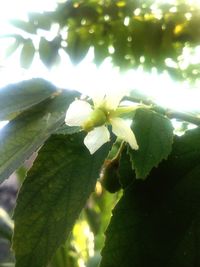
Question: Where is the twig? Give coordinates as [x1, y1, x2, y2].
[125, 96, 200, 126]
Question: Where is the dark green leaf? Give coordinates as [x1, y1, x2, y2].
[0, 78, 57, 120]
[129, 108, 174, 179]
[55, 124, 81, 135]
[118, 148, 135, 189]
[100, 127, 200, 267]
[0, 89, 79, 183]
[13, 133, 111, 267]
[20, 39, 35, 69]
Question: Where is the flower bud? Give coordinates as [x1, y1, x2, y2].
[82, 108, 107, 132]
[100, 159, 122, 193]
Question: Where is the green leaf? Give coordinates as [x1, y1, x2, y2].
[50, 239, 77, 267]
[10, 19, 36, 34]
[28, 12, 53, 31]
[39, 37, 60, 67]
[20, 39, 35, 69]
[13, 133, 111, 267]
[118, 148, 135, 189]
[7, 1, 200, 81]
[5, 39, 20, 58]
[100, 127, 200, 267]
[129, 108, 174, 179]
[55, 124, 81, 135]
[0, 207, 13, 241]
[0, 264, 15, 267]
[0, 89, 79, 183]
[94, 42, 109, 66]
[66, 32, 90, 65]
[0, 79, 57, 120]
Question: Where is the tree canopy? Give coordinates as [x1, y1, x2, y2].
[5, 0, 200, 82]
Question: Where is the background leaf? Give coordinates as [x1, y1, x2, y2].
[0, 79, 57, 121]
[5, 40, 20, 58]
[100, 127, 200, 267]
[10, 19, 36, 34]
[129, 108, 174, 179]
[0, 207, 13, 241]
[28, 12, 53, 31]
[7, 1, 200, 81]
[39, 37, 60, 67]
[0, 89, 79, 183]
[66, 29, 90, 65]
[20, 39, 35, 69]
[13, 133, 111, 267]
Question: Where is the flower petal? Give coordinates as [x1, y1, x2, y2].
[105, 88, 129, 110]
[84, 126, 110, 154]
[110, 118, 139, 150]
[65, 100, 93, 126]
[90, 91, 105, 108]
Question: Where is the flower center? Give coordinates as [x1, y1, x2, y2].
[82, 108, 107, 132]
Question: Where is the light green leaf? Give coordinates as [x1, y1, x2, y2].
[0, 207, 13, 241]
[28, 13, 52, 30]
[129, 108, 174, 179]
[0, 79, 57, 120]
[0, 264, 15, 267]
[10, 19, 36, 34]
[20, 39, 35, 69]
[13, 133, 111, 267]
[0, 89, 79, 183]
[5, 39, 20, 58]
[100, 127, 200, 267]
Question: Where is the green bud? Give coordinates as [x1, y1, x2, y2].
[83, 108, 107, 132]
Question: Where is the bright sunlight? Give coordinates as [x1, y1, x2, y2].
[0, 0, 200, 121]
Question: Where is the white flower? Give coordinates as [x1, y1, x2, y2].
[65, 89, 139, 154]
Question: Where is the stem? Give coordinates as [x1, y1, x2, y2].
[166, 111, 200, 126]
[125, 96, 200, 126]
[113, 141, 125, 162]
[113, 106, 138, 116]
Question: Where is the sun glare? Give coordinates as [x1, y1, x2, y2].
[0, 0, 200, 120]
[0, 121, 9, 130]
[0, 0, 56, 21]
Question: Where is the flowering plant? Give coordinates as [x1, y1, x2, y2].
[65, 89, 139, 153]
[0, 79, 199, 267]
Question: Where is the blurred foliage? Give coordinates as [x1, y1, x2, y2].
[0, 208, 13, 242]
[3, 0, 200, 82]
